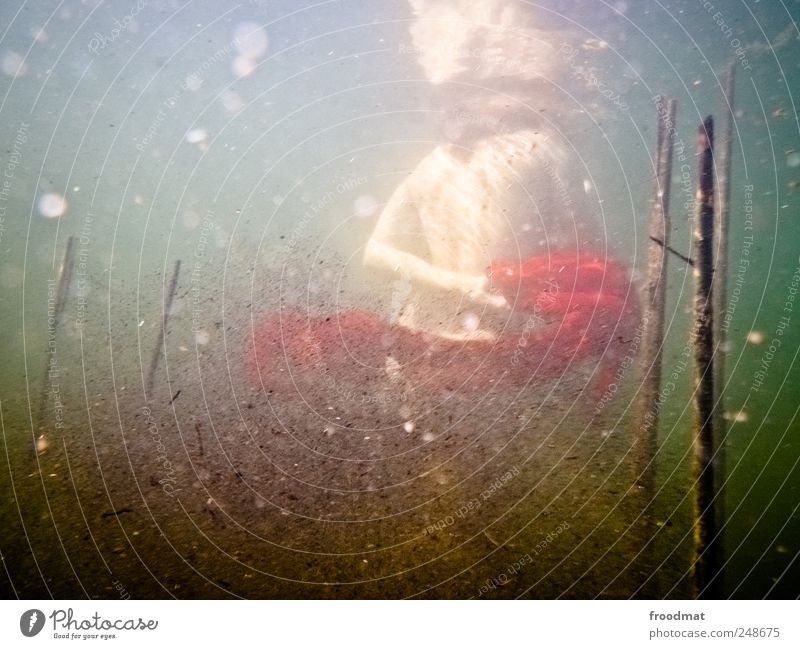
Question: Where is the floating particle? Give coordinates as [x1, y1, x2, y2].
[232, 21, 268, 59]
[582, 38, 609, 50]
[232, 56, 257, 78]
[746, 330, 764, 344]
[583, 179, 592, 194]
[134, 195, 144, 205]
[354, 194, 377, 218]
[195, 329, 210, 345]
[786, 151, 800, 168]
[403, 421, 415, 433]
[2, 51, 27, 78]
[422, 431, 435, 442]
[185, 74, 203, 92]
[138, 320, 144, 327]
[521, 223, 531, 232]
[37, 193, 67, 218]
[733, 410, 748, 423]
[36, 435, 49, 454]
[221, 90, 244, 115]
[182, 209, 200, 230]
[463, 312, 480, 331]
[31, 26, 49, 42]
[72, 186, 80, 192]
[385, 356, 402, 380]
[186, 128, 208, 144]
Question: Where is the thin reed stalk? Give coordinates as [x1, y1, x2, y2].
[692, 116, 720, 597]
[146, 259, 181, 395]
[637, 97, 677, 493]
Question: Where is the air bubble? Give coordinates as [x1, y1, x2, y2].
[38, 193, 67, 218]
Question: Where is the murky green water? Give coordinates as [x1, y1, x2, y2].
[0, 0, 797, 599]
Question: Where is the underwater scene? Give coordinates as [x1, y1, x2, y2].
[0, 0, 798, 599]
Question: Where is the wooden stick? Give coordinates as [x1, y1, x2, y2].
[637, 97, 676, 492]
[711, 61, 736, 580]
[713, 63, 735, 348]
[146, 259, 181, 395]
[52, 236, 76, 328]
[692, 116, 720, 597]
[35, 236, 76, 432]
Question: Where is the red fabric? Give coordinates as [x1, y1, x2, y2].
[246, 250, 639, 396]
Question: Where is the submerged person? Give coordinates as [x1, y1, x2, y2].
[363, 0, 602, 342]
